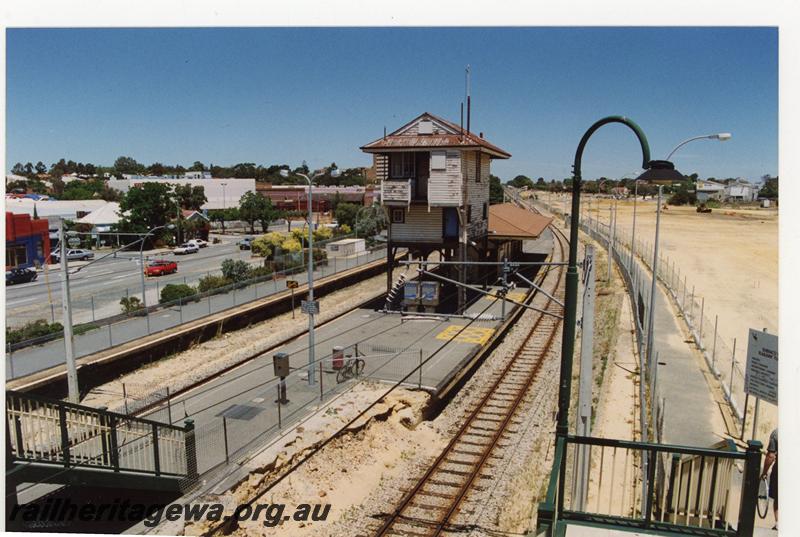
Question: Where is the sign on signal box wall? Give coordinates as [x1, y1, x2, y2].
[286, 280, 299, 289]
[744, 328, 778, 405]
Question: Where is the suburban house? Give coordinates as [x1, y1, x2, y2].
[360, 112, 511, 311]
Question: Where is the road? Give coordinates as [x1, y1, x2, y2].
[6, 247, 388, 379]
[7, 235, 271, 327]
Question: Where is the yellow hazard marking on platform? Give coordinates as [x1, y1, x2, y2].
[484, 291, 527, 303]
[435, 325, 496, 345]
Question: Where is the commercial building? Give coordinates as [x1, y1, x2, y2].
[255, 184, 377, 212]
[106, 177, 255, 210]
[6, 212, 51, 269]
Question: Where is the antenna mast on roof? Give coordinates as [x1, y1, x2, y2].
[465, 65, 471, 136]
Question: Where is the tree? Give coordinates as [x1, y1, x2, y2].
[257, 198, 279, 232]
[24, 162, 34, 176]
[114, 156, 145, 175]
[238, 192, 272, 233]
[116, 182, 176, 242]
[208, 208, 239, 235]
[11, 163, 25, 176]
[508, 175, 534, 189]
[759, 175, 778, 199]
[489, 175, 504, 203]
[667, 181, 697, 206]
[34, 161, 47, 175]
[334, 202, 360, 229]
[148, 162, 166, 176]
[174, 184, 207, 210]
[189, 161, 206, 172]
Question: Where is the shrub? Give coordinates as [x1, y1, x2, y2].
[667, 190, 697, 206]
[313, 226, 333, 241]
[221, 259, 252, 283]
[120, 296, 144, 315]
[248, 266, 273, 279]
[337, 224, 352, 236]
[281, 237, 302, 253]
[160, 284, 196, 304]
[6, 319, 63, 345]
[197, 275, 232, 294]
[252, 232, 287, 258]
[291, 227, 308, 246]
[311, 247, 327, 264]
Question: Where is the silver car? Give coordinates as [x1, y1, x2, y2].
[173, 242, 199, 255]
[51, 249, 95, 262]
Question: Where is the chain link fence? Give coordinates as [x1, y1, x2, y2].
[540, 196, 745, 426]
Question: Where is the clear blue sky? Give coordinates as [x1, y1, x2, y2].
[6, 27, 778, 182]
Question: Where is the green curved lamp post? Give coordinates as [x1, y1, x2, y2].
[557, 116, 652, 436]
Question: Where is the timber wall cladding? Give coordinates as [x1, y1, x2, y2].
[428, 150, 462, 206]
[462, 151, 490, 239]
[390, 205, 443, 243]
[375, 154, 388, 182]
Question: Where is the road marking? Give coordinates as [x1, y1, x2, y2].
[435, 325, 495, 345]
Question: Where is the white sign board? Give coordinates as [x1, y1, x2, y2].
[301, 300, 319, 315]
[744, 329, 778, 405]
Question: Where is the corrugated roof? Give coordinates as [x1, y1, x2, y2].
[360, 112, 511, 159]
[488, 203, 552, 240]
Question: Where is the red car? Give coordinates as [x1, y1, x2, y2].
[144, 259, 178, 277]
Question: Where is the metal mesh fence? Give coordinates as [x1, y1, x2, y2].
[539, 197, 745, 424]
[173, 344, 423, 490]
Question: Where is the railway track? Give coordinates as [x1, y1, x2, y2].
[373, 220, 568, 537]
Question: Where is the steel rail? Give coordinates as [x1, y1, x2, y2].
[374, 219, 568, 536]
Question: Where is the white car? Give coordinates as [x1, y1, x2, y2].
[173, 243, 199, 255]
[187, 239, 208, 248]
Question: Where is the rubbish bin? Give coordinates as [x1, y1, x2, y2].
[332, 345, 345, 370]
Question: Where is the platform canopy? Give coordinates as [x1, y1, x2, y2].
[487, 203, 552, 240]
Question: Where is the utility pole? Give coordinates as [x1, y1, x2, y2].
[59, 218, 80, 403]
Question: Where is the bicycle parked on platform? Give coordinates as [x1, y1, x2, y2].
[336, 357, 365, 384]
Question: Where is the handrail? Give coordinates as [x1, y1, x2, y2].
[567, 435, 745, 460]
[536, 434, 762, 537]
[6, 389, 186, 432]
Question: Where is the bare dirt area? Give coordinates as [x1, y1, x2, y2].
[157, 382, 443, 536]
[83, 264, 410, 412]
[581, 197, 778, 347]
[558, 194, 779, 441]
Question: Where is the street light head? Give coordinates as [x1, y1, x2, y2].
[279, 169, 290, 178]
[166, 224, 176, 230]
[636, 160, 685, 184]
[714, 132, 732, 141]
